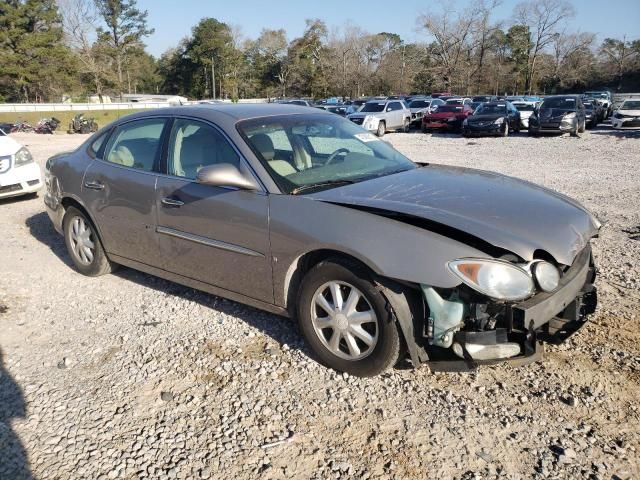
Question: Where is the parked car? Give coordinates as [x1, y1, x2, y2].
[0, 128, 42, 199]
[469, 101, 483, 112]
[528, 95, 586, 137]
[584, 91, 613, 118]
[43, 104, 600, 376]
[321, 105, 348, 116]
[473, 95, 498, 103]
[347, 99, 411, 136]
[408, 98, 445, 128]
[430, 92, 453, 98]
[511, 101, 537, 129]
[282, 99, 314, 107]
[345, 99, 368, 115]
[462, 101, 521, 137]
[446, 97, 472, 106]
[582, 100, 603, 128]
[422, 104, 474, 133]
[611, 99, 640, 130]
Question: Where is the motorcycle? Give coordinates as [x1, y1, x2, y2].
[67, 113, 98, 134]
[35, 117, 61, 134]
[10, 121, 34, 133]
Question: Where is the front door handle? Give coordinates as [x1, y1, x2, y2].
[84, 180, 104, 190]
[161, 197, 184, 207]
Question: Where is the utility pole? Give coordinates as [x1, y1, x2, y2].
[211, 56, 216, 100]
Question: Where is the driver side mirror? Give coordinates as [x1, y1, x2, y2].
[196, 163, 259, 191]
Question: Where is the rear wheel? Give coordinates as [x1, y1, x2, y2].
[297, 260, 401, 377]
[376, 121, 386, 137]
[63, 207, 115, 276]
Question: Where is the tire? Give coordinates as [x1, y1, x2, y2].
[376, 121, 385, 137]
[297, 260, 401, 377]
[501, 122, 509, 137]
[63, 206, 115, 276]
[402, 118, 410, 133]
[578, 119, 586, 133]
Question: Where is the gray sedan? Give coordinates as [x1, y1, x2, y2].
[44, 104, 599, 376]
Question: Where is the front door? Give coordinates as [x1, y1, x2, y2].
[82, 117, 167, 266]
[155, 118, 273, 303]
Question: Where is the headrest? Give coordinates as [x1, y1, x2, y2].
[250, 133, 274, 161]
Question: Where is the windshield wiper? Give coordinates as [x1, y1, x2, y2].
[291, 179, 355, 195]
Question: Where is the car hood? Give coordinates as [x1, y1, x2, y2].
[425, 111, 460, 119]
[410, 107, 428, 113]
[617, 109, 640, 116]
[348, 112, 382, 119]
[309, 165, 600, 266]
[467, 113, 505, 122]
[0, 135, 22, 156]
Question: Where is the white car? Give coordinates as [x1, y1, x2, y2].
[611, 100, 640, 130]
[0, 129, 42, 199]
[347, 99, 411, 136]
[511, 101, 538, 129]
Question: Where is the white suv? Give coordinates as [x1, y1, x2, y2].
[347, 99, 411, 136]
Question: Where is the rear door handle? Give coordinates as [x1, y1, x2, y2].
[84, 181, 104, 190]
[161, 197, 184, 207]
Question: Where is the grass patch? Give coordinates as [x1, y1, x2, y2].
[0, 109, 146, 131]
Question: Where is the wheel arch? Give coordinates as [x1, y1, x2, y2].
[60, 196, 106, 246]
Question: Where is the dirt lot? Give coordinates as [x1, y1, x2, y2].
[1, 126, 639, 480]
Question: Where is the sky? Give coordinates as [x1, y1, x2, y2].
[137, 0, 640, 58]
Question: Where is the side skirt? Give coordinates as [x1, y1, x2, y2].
[109, 253, 290, 318]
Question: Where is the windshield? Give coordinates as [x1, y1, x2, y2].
[585, 92, 608, 99]
[238, 114, 416, 194]
[361, 102, 386, 112]
[513, 103, 534, 111]
[541, 97, 576, 109]
[472, 96, 491, 102]
[476, 104, 507, 115]
[621, 100, 640, 110]
[409, 100, 430, 108]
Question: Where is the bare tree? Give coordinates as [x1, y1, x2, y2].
[58, 0, 113, 100]
[513, 0, 575, 93]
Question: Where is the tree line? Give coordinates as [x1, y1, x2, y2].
[1, 0, 639, 103]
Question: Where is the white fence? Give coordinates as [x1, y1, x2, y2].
[0, 98, 269, 114]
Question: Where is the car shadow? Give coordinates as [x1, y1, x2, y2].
[24, 212, 312, 361]
[0, 348, 33, 479]
[587, 124, 640, 139]
[25, 211, 73, 267]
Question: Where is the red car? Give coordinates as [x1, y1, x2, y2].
[422, 104, 474, 132]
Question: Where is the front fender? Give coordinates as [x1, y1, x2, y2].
[270, 195, 490, 307]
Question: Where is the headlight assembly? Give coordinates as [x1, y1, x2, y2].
[532, 261, 560, 292]
[494, 117, 504, 125]
[563, 112, 576, 119]
[14, 147, 34, 167]
[447, 258, 535, 301]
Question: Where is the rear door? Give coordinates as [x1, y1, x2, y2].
[155, 117, 273, 303]
[82, 117, 167, 266]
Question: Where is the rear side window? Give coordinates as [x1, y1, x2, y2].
[103, 119, 166, 172]
[88, 130, 110, 158]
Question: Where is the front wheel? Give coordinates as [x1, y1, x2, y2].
[376, 121, 386, 137]
[402, 118, 410, 133]
[297, 260, 401, 377]
[578, 119, 586, 133]
[63, 207, 115, 276]
[501, 122, 509, 137]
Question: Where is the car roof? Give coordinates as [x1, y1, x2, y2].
[113, 104, 332, 124]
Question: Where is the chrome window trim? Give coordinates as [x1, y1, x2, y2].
[156, 226, 265, 258]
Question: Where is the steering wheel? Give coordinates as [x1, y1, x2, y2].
[326, 148, 351, 165]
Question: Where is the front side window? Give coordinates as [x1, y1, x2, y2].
[238, 114, 416, 194]
[104, 119, 166, 171]
[167, 119, 239, 180]
[387, 102, 402, 111]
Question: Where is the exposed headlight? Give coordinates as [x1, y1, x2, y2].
[448, 259, 535, 301]
[14, 147, 34, 167]
[532, 261, 560, 292]
[563, 112, 576, 119]
[494, 117, 504, 125]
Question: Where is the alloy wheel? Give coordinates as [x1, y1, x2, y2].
[310, 281, 379, 361]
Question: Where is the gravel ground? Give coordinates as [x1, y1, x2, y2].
[1, 126, 639, 480]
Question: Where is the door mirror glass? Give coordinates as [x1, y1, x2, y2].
[196, 163, 258, 190]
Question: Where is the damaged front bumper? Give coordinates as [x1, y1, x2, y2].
[421, 245, 597, 372]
